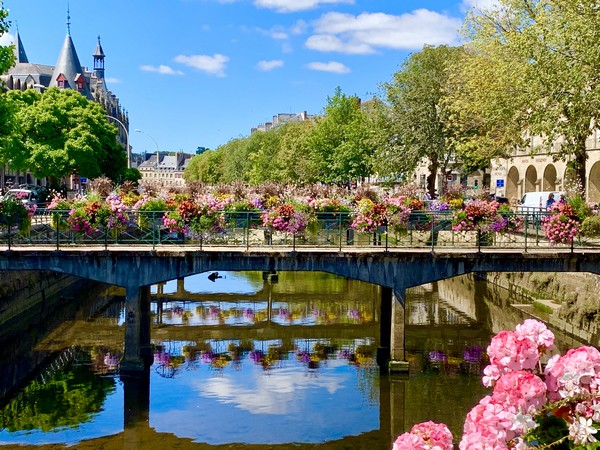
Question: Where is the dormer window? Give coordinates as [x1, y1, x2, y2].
[75, 74, 85, 91]
[56, 73, 67, 89]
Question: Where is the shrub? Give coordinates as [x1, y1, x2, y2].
[581, 214, 600, 238]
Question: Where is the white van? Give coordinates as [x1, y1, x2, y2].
[517, 191, 565, 213]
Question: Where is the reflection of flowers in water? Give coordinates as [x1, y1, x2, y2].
[427, 351, 447, 364]
[103, 353, 120, 370]
[463, 344, 484, 364]
[277, 308, 292, 322]
[347, 308, 360, 321]
[242, 308, 255, 321]
[208, 306, 221, 320]
[200, 351, 231, 369]
[248, 348, 283, 370]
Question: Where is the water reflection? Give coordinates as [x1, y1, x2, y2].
[0, 271, 581, 448]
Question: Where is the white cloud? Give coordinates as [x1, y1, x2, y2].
[254, 0, 354, 13]
[0, 32, 14, 46]
[307, 10, 462, 54]
[105, 77, 121, 84]
[257, 59, 284, 71]
[307, 61, 350, 73]
[140, 64, 184, 75]
[174, 54, 229, 77]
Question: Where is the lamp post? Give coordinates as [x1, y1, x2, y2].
[135, 129, 160, 167]
[107, 115, 131, 169]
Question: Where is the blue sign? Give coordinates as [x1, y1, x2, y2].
[80, 177, 88, 183]
[496, 179, 505, 187]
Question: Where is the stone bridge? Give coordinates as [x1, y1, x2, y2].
[1, 247, 598, 372]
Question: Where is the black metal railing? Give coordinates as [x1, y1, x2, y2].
[0, 209, 587, 251]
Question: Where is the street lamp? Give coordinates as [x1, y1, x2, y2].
[107, 115, 131, 169]
[135, 129, 160, 167]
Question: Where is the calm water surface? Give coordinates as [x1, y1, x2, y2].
[0, 271, 577, 449]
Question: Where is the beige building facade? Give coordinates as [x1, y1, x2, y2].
[490, 131, 600, 203]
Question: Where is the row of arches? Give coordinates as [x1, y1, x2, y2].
[504, 162, 600, 203]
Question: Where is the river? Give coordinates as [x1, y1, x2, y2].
[0, 271, 584, 449]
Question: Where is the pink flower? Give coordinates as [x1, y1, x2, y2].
[492, 371, 547, 413]
[393, 421, 453, 450]
[487, 330, 540, 373]
[515, 319, 555, 350]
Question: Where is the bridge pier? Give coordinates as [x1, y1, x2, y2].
[121, 285, 152, 374]
[379, 287, 408, 373]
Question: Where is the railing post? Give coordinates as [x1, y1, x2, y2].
[7, 225, 11, 250]
[524, 214, 528, 252]
[104, 226, 108, 250]
[338, 214, 342, 251]
[430, 213, 435, 252]
[293, 233, 296, 251]
[55, 212, 60, 251]
[246, 212, 250, 251]
[385, 224, 388, 252]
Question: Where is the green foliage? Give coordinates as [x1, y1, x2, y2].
[581, 214, 600, 238]
[4, 88, 126, 182]
[378, 46, 465, 194]
[0, 4, 14, 75]
[454, 0, 600, 189]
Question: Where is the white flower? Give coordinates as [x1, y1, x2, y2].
[569, 416, 598, 445]
[511, 413, 537, 433]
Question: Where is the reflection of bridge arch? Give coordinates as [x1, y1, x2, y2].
[506, 166, 520, 201]
[543, 164, 557, 191]
[525, 165, 538, 193]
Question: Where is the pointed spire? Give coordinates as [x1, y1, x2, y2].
[66, 4, 71, 36]
[13, 30, 29, 64]
[50, 31, 93, 99]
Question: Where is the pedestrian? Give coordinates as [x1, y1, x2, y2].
[558, 194, 566, 204]
[546, 193, 556, 208]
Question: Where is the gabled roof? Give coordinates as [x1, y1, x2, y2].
[50, 34, 92, 99]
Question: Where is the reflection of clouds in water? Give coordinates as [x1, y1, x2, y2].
[197, 364, 348, 415]
[149, 359, 377, 445]
[153, 271, 262, 295]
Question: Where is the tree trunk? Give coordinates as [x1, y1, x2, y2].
[427, 159, 439, 199]
[573, 137, 587, 194]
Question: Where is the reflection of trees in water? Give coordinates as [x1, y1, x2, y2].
[0, 362, 116, 432]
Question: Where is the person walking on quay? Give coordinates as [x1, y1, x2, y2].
[546, 192, 556, 209]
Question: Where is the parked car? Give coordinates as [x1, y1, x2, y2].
[516, 191, 565, 214]
[2, 188, 45, 207]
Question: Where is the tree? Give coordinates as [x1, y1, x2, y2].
[0, 4, 13, 74]
[378, 45, 465, 197]
[277, 120, 319, 184]
[309, 87, 374, 184]
[184, 149, 222, 184]
[6, 88, 126, 183]
[455, 0, 600, 190]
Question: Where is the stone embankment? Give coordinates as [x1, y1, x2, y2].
[481, 272, 600, 346]
[0, 271, 87, 328]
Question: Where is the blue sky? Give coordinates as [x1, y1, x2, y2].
[1, 0, 494, 155]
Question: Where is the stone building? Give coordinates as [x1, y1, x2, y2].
[137, 152, 194, 188]
[490, 132, 600, 204]
[0, 19, 129, 189]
